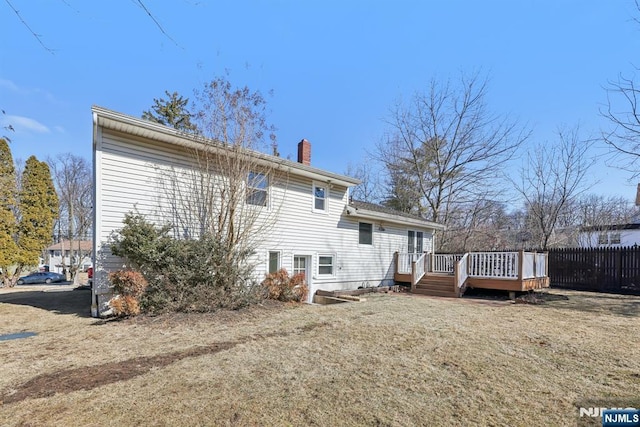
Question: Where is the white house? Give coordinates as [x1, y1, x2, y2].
[45, 240, 93, 273]
[91, 106, 444, 317]
[578, 223, 640, 248]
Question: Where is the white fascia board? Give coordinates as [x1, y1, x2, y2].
[345, 206, 446, 231]
[92, 106, 361, 188]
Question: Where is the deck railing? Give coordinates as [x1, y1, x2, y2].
[396, 251, 548, 281]
[433, 253, 463, 273]
[469, 252, 519, 279]
[412, 253, 428, 289]
[454, 253, 469, 295]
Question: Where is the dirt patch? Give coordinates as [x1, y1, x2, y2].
[0, 317, 329, 405]
[0, 341, 238, 405]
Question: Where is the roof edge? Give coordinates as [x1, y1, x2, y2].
[345, 205, 445, 231]
[91, 106, 361, 187]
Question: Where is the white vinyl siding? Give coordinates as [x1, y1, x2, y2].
[94, 125, 437, 306]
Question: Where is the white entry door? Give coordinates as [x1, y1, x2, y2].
[293, 255, 312, 302]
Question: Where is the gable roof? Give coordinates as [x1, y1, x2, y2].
[347, 200, 445, 231]
[47, 240, 93, 252]
[92, 106, 361, 188]
[581, 223, 640, 232]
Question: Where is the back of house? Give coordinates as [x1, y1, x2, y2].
[91, 107, 444, 316]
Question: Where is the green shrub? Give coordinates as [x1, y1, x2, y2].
[110, 212, 259, 314]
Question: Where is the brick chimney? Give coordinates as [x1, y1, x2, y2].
[297, 139, 311, 166]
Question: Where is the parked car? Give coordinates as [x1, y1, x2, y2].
[16, 272, 66, 285]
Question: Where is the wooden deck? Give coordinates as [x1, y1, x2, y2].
[395, 251, 550, 297]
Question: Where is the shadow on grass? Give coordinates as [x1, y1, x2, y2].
[462, 288, 640, 317]
[0, 288, 92, 318]
[524, 290, 640, 318]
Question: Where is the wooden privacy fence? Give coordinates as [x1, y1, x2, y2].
[548, 246, 640, 295]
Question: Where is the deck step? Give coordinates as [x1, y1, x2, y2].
[412, 287, 458, 298]
[413, 274, 457, 297]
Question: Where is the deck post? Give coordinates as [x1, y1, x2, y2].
[411, 260, 416, 292]
[518, 249, 524, 282]
[430, 252, 435, 273]
[394, 251, 399, 275]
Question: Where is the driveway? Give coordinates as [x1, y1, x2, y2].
[0, 284, 91, 317]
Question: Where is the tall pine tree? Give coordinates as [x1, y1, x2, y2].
[17, 156, 59, 267]
[0, 138, 19, 286]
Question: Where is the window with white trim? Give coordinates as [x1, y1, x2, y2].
[268, 251, 280, 274]
[247, 171, 268, 206]
[359, 222, 373, 245]
[609, 233, 621, 244]
[313, 183, 327, 212]
[318, 254, 335, 276]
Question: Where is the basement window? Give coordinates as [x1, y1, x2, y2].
[318, 254, 335, 276]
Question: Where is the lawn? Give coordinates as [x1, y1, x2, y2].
[0, 286, 639, 426]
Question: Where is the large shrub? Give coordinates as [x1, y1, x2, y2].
[110, 212, 259, 314]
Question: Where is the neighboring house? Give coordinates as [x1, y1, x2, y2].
[578, 185, 640, 248]
[45, 240, 93, 273]
[578, 224, 640, 248]
[91, 107, 444, 317]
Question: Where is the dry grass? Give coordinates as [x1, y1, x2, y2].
[1, 286, 639, 426]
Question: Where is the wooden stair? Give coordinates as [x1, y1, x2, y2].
[413, 273, 458, 298]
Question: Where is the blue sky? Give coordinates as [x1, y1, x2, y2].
[1, 0, 639, 203]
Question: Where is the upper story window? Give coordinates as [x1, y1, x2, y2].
[313, 182, 327, 212]
[247, 172, 268, 207]
[359, 222, 373, 245]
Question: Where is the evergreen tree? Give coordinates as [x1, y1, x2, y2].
[17, 156, 59, 267]
[142, 90, 198, 132]
[0, 138, 18, 286]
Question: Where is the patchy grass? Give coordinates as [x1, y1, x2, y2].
[0, 287, 639, 426]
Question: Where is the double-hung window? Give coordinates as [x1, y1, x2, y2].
[313, 182, 327, 212]
[247, 172, 268, 206]
[318, 254, 335, 276]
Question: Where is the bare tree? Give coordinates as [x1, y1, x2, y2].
[601, 73, 640, 178]
[151, 76, 282, 286]
[600, 1, 640, 179]
[344, 160, 383, 203]
[48, 153, 92, 280]
[514, 126, 594, 250]
[376, 72, 529, 249]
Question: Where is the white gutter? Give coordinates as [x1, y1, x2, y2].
[92, 106, 361, 188]
[345, 206, 445, 231]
